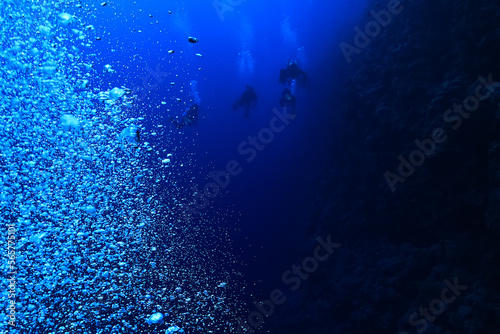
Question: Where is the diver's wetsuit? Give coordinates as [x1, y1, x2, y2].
[279, 61, 308, 86]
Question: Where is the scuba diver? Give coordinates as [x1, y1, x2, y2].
[171, 103, 199, 129]
[279, 59, 308, 87]
[280, 84, 297, 119]
[232, 85, 258, 118]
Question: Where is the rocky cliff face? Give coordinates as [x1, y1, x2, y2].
[266, 0, 500, 333]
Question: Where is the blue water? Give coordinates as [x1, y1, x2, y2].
[89, 0, 367, 319]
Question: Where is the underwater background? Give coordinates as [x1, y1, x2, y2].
[1, 0, 500, 333]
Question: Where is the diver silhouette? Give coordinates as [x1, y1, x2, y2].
[279, 59, 308, 87]
[171, 103, 199, 129]
[232, 85, 258, 118]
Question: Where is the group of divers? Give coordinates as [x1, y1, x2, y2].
[170, 60, 308, 129]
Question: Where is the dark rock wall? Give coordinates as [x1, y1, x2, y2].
[266, 0, 500, 333]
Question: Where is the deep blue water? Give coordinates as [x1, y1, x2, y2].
[89, 0, 367, 316]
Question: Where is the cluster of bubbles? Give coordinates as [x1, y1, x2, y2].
[189, 80, 201, 105]
[236, 50, 255, 80]
[0, 1, 245, 333]
[236, 20, 255, 79]
[281, 17, 308, 76]
[281, 16, 298, 49]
